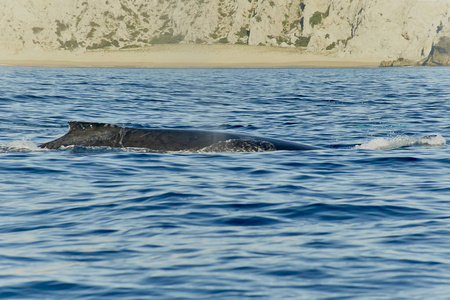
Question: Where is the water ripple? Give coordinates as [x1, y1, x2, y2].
[1, 67, 450, 299]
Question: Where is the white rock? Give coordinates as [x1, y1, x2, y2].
[0, 0, 449, 63]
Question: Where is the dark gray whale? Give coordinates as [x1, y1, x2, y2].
[39, 121, 321, 152]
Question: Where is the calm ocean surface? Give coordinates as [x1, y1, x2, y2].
[1, 67, 449, 299]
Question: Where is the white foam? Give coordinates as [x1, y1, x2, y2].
[355, 134, 446, 150]
[1, 138, 44, 152]
[416, 134, 446, 146]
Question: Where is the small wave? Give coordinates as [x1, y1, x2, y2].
[0, 138, 44, 153]
[355, 134, 446, 150]
[215, 215, 282, 226]
[279, 203, 429, 221]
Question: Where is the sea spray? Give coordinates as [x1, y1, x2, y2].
[416, 134, 446, 147]
[355, 134, 446, 150]
[0, 138, 44, 152]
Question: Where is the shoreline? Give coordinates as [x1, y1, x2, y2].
[0, 44, 383, 68]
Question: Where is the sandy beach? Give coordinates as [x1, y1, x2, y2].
[0, 44, 383, 68]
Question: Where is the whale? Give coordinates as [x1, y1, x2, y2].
[39, 121, 321, 152]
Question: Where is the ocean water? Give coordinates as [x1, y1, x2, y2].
[0, 66, 449, 299]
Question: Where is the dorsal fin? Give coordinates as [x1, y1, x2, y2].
[68, 121, 120, 132]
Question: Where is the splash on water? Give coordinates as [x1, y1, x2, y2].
[355, 134, 446, 150]
[416, 134, 447, 146]
[0, 138, 44, 153]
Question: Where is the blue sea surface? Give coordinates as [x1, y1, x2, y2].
[0, 67, 449, 299]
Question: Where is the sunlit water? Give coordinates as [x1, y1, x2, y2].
[1, 67, 449, 299]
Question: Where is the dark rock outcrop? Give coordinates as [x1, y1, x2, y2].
[379, 58, 418, 67]
[422, 36, 450, 66]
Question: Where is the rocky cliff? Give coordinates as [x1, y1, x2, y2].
[1, 0, 449, 65]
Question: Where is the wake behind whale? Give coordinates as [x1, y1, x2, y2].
[38, 121, 321, 152]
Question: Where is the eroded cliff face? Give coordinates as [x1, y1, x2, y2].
[311, 0, 450, 66]
[1, 0, 449, 65]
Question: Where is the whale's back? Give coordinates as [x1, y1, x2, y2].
[39, 121, 321, 152]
